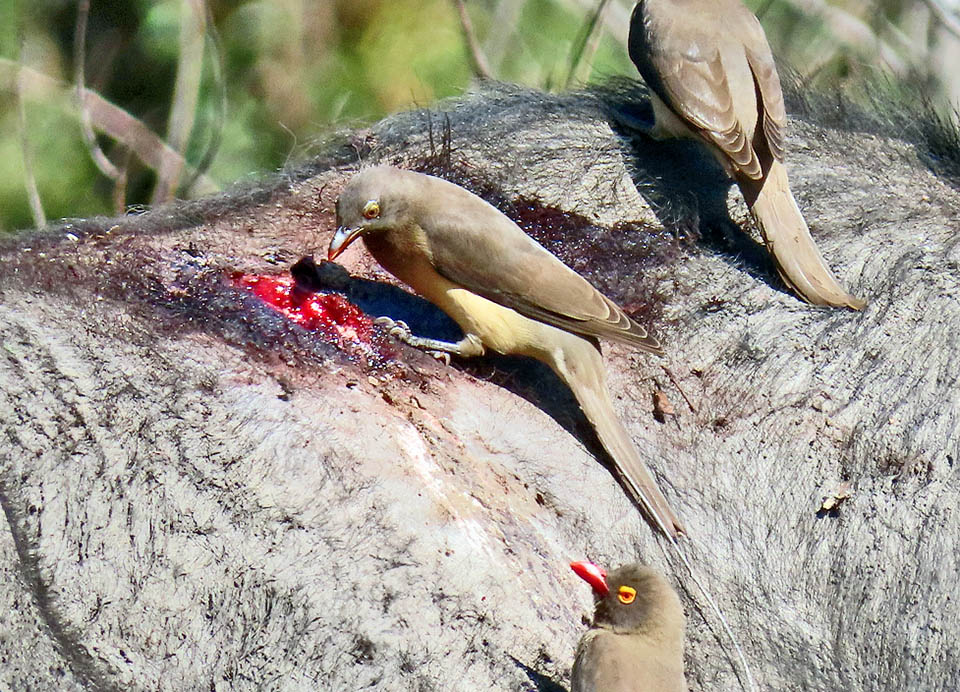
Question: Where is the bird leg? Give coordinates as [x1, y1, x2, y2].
[374, 317, 485, 363]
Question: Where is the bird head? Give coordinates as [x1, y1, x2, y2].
[328, 165, 416, 260]
[571, 561, 683, 635]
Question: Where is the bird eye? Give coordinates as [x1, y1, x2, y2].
[617, 586, 637, 605]
[362, 200, 380, 219]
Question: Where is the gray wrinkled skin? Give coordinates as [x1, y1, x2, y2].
[1, 81, 958, 691]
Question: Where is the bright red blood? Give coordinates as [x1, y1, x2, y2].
[232, 273, 374, 346]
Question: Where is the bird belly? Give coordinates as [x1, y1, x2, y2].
[649, 93, 696, 140]
[365, 240, 559, 358]
[435, 286, 545, 357]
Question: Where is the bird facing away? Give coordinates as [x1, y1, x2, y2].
[329, 165, 684, 539]
[628, 0, 865, 309]
[570, 561, 687, 692]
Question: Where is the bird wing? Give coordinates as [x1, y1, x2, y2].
[629, 1, 762, 179]
[420, 190, 662, 355]
[571, 630, 603, 692]
[745, 54, 786, 162]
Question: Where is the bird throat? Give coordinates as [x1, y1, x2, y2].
[362, 225, 437, 297]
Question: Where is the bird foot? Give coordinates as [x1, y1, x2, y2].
[373, 317, 456, 364]
[374, 316, 412, 340]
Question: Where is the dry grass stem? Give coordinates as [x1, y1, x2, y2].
[153, 0, 208, 204]
[181, 2, 227, 197]
[15, 39, 45, 228]
[566, 0, 613, 87]
[0, 60, 218, 198]
[922, 0, 960, 41]
[483, 0, 526, 71]
[454, 0, 494, 80]
[74, 0, 122, 182]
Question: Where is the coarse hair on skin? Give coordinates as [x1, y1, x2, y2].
[2, 76, 960, 691]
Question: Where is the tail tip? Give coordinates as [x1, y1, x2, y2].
[846, 295, 867, 311]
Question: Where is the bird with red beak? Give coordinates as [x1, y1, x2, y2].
[570, 560, 687, 692]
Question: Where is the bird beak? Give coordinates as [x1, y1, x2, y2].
[570, 561, 609, 597]
[328, 225, 365, 261]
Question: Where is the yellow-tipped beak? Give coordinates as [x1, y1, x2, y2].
[328, 226, 364, 261]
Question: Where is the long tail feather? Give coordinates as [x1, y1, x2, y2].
[747, 160, 865, 309]
[553, 338, 684, 539]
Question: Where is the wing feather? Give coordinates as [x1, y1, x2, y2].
[629, 1, 765, 179]
[735, 8, 787, 162]
[746, 47, 786, 162]
[419, 181, 663, 355]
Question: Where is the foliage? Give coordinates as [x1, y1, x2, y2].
[0, 0, 958, 233]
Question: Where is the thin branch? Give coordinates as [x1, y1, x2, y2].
[153, 0, 207, 204]
[453, 0, 494, 80]
[112, 150, 131, 215]
[181, 0, 226, 197]
[0, 58, 219, 197]
[566, 0, 613, 88]
[74, 0, 121, 181]
[922, 0, 960, 41]
[16, 53, 46, 228]
[482, 0, 526, 72]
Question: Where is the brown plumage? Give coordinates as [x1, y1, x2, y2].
[570, 561, 687, 692]
[329, 165, 683, 538]
[628, 0, 865, 309]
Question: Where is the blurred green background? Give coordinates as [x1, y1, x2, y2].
[1, 0, 959, 233]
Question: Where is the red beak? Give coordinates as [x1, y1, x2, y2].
[570, 561, 609, 597]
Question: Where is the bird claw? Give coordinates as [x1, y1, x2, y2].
[389, 325, 412, 341]
[374, 315, 407, 332]
[373, 315, 457, 364]
[374, 316, 416, 342]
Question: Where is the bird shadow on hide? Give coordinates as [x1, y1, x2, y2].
[509, 655, 569, 692]
[292, 257, 464, 344]
[293, 257, 615, 483]
[597, 88, 787, 296]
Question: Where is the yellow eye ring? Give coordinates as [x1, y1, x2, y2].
[362, 200, 380, 220]
[617, 586, 637, 605]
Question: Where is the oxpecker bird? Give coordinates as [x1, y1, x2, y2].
[329, 165, 684, 539]
[570, 560, 687, 692]
[628, 0, 865, 309]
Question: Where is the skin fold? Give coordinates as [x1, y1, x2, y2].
[629, 0, 865, 309]
[329, 165, 684, 539]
